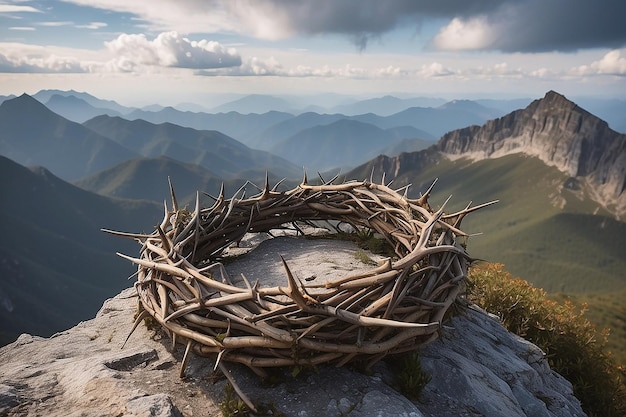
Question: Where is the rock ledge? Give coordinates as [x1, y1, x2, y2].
[0, 239, 586, 417]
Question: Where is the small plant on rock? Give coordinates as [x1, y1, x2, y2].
[220, 383, 250, 417]
[394, 351, 432, 401]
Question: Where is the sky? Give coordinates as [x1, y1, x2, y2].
[0, 0, 625, 107]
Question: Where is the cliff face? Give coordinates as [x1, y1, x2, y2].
[0, 238, 586, 417]
[436, 91, 626, 213]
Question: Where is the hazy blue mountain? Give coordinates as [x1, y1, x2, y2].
[269, 119, 418, 171]
[329, 95, 447, 116]
[141, 104, 166, 112]
[124, 107, 293, 144]
[173, 102, 212, 112]
[475, 98, 533, 115]
[575, 97, 626, 133]
[45, 94, 123, 123]
[251, 112, 436, 152]
[384, 125, 436, 141]
[74, 156, 224, 204]
[0, 155, 161, 346]
[364, 101, 505, 138]
[82, 115, 301, 179]
[25, 90, 534, 154]
[249, 112, 347, 150]
[209, 94, 297, 114]
[437, 99, 504, 120]
[377, 137, 436, 157]
[33, 89, 133, 114]
[0, 94, 16, 105]
[74, 156, 297, 206]
[0, 94, 138, 181]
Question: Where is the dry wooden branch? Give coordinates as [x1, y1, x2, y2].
[108, 176, 494, 376]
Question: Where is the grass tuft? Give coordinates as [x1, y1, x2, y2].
[219, 383, 250, 417]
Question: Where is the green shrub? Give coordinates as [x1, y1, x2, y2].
[219, 383, 250, 417]
[468, 263, 626, 417]
[395, 351, 432, 400]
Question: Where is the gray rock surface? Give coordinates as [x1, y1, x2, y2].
[418, 307, 584, 417]
[0, 237, 586, 416]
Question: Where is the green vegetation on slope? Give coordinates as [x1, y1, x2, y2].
[353, 154, 626, 294]
[349, 152, 626, 365]
[469, 263, 626, 417]
[553, 291, 626, 366]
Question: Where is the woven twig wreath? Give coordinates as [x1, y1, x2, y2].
[112, 175, 494, 377]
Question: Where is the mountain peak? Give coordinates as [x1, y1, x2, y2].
[12, 92, 42, 106]
[544, 89, 567, 101]
[537, 90, 579, 112]
[436, 90, 626, 216]
[0, 93, 58, 122]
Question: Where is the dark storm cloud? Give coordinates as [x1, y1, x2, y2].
[486, 0, 626, 52]
[269, 0, 505, 49]
[264, 0, 626, 52]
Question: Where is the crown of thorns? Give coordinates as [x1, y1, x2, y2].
[109, 173, 495, 382]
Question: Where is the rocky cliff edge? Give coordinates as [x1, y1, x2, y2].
[0, 238, 586, 417]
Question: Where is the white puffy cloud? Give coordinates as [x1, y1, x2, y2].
[0, 32, 241, 74]
[0, 5, 41, 13]
[572, 49, 626, 77]
[589, 49, 626, 75]
[416, 62, 455, 78]
[432, 17, 494, 51]
[104, 31, 241, 72]
[0, 45, 86, 73]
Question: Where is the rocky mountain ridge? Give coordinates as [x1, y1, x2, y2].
[436, 91, 626, 216]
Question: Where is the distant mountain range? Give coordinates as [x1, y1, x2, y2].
[269, 119, 432, 171]
[82, 115, 300, 180]
[44, 94, 123, 123]
[126, 98, 506, 143]
[1, 88, 625, 358]
[74, 156, 288, 206]
[209, 94, 298, 114]
[0, 94, 138, 181]
[1, 90, 624, 134]
[33, 89, 134, 115]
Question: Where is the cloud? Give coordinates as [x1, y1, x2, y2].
[416, 62, 455, 78]
[197, 56, 457, 81]
[104, 31, 241, 72]
[39, 21, 74, 27]
[76, 22, 108, 30]
[433, 1, 626, 53]
[432, 16, 493, 50]
[0, 5, 41, 13]
[59, 0, 626, 52]
[573, 49, 626, 77]
[9, 26, 35, 31]
[0, 32, 241, 74]
[0, 45, 86, 73]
